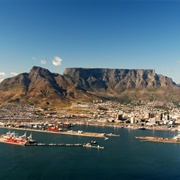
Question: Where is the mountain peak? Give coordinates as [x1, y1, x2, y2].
[0, 66, 179, 106]
[30, 66, 50, 73]
[29, 66, 52, 79]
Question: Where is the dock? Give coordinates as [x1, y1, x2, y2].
[0, 138, 105, 149]
[135, 136, 180, 144]
[26, 142, 104, 149]
[0, 127, 106, 138]
[26, 143, 83, 147]
[58, 130, 106, 138]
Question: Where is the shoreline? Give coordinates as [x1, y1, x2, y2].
[0, 126, 107, 138]
[0, 120, 177, 140]
[0, 121, 177, 137]
[72, 122, 178, 132]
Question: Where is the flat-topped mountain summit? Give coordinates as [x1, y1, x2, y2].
[63, 68, 176, 89]
[0, 66, 179, 105]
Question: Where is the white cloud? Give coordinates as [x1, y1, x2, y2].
[177, 60, 180, 64]
[52, 56, 62, 66]
[0, 72, 6, 76]
[10, 72, 18, 76]
[41, 60, 47, 65]
[0, 79, 4, 82]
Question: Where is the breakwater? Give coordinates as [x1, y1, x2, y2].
[26, 142, 104, 149]
[135, 136, 180, 144]
[0, 127, 119, 138]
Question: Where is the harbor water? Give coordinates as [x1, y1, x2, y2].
[0, 126, 180, 180]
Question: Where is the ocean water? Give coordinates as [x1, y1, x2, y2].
[0, 126, 180, 180]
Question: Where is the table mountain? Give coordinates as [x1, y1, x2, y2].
[0, 66, 179, 105]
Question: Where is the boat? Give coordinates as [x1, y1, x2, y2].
[26, 133, 36, 144]
[83, 143, 104, 149]
[124, 125, 134, 129]
[173, 134, 180, 140]
[0, 131, 36, 146]
[1, 130, 12, 139]
[138, 127, 146, 130]
[90, 140, 97, 144]
[0, 131, 27, 145]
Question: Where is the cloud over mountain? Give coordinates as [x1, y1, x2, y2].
[41, 60, 47, 65]
[0, 72, 6, 76]
[10, 72, 18, 76]
[52, 56, 62, 66]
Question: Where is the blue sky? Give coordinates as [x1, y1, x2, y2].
[0, 0, 180, 83]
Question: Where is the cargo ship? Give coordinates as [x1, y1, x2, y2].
[0, 131, 36, 146]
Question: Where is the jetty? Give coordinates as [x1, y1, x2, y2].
[57, 130, 106, 138]
[135, 136, 180, 144]
[0, 130, 104, 149]
[26, 142, 104, 149]
[26, 143, 82, 147]
[0, 127, 106, 138]
[0, 137, 105, 149]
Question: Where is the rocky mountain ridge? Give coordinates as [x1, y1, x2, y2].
[0, 66, 179, 106]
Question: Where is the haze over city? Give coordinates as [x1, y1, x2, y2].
[0, 0, 180, 83]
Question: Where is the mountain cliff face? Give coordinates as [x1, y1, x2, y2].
[63, 68, 175, 90]
[0, 66, 179, 105]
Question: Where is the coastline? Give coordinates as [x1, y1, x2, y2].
[0, 120, 177, 138]
[0, 126, 107, 138]
[69, 121, 178, 132]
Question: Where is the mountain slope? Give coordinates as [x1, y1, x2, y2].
[0, 66, 179, 105]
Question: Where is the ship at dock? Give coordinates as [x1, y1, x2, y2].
[0, 131, 36, 146]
